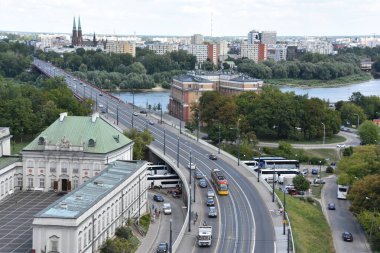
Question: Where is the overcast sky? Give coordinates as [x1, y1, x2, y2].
[0, 0, 379, 37]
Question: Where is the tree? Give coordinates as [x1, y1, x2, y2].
[358, 120, 380, 145]
[293, 175, 310, 191]
[125, 62, 147, 75]
[349, 174, 380, 214]
[124, 129, 154, 159]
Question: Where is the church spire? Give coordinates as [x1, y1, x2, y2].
[73, 17, 77, 30]
[78, 16, 82, 31]
[77, 16, 83, 46]
[72, 16, 78, 46]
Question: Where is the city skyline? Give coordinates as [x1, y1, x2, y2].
[0, 0, 379, 37]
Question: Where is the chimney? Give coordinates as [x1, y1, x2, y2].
[59, 112, 68, 122]
[91, 112, 99, 123]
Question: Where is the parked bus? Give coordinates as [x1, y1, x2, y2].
[242, 160, 258, 171]
[337, 185, 349, 199]
[147, 174, 181, 189]
[211, 169, 229, 195]
[259, 168, 300, 183]
[147, 163, 170, 176]
[263, 159, 300, 169]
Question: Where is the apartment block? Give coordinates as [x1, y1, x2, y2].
[260, 31, 277, 45]
[105, 41, 136, 57]
[187, 44, 209, 63]
[207, 44, 218, 66]
[267, 44, 287, 62]
[148, 43, 179, 55]
[191, 34, 204, 44]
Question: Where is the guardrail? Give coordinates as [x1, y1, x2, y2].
[148, 145, 190, 252]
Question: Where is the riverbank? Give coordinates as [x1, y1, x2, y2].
[266, 73, 372, 87]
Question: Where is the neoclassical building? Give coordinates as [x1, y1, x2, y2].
[21, 112, 134, 192]
[32, 160, 149, 253]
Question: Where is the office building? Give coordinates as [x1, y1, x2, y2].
[267, 44, 287, 62]
[260, 31, 277, 45]
[207, 44, 218, 66]
[240, 42, 267, 63]
[248, 30, 260, 44]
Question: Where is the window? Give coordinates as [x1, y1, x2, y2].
[78, 237, 82, 251]
[73, 179, 79, 189]
[17, 178, 22, 187]
[51, 241, 58, 251]
[61, 162, 68, 174]
[27, 160, 33, 169]
[88, 229, 91, 242]
[39, 178, 45, 188]
[88, 139, 96, 147]
[28, 178, 33, 188]
[38, 161, 45, 168]
[1, 184, 4, 196]
[84, 232, 87, 246]
[50, 179, 55, 189]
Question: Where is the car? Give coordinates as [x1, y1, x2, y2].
[208, 206, 218, 218]
[207, 188, 215, 198]
[342, 232, 353, 242]
[187, 162, 196, 170]
[328, 203, 336, 210]
[133, 112, 139, 116]
[172, 191, 181, 198]
[140, 110, 147, 114]
[208, 154, 217, 160]
[206, 197, 215, 206]
[198, 179, 207, 188]
[149, 120, 155, 125]
[99, 93, 103, 96]
[336, 144, 346, 148]
[302, 168, 309, 175]
[194, 172, 203, 179]
[153, 195, 164, 202]
[157, 242, 168, 253]
[313, 178, 326, 184]
[311, 168, 318, 175]
[163, 203, 172, 215]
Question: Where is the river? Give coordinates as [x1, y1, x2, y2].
[113, 79, 380, 111]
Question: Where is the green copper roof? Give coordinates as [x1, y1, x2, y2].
[23, 115, 132, 154]
[0, 156, 21, 170]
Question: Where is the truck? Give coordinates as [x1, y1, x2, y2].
[197, 226, 212, 247]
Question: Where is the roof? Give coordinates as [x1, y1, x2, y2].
[34, 160, 147, 219]
[174, 74, 212, 83]
[0, 156, 21, 170]
[23, 114, 132, 154]
[229, 75, 263, 83]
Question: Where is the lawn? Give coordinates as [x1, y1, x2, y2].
[11, 141, 30, 155]
[276, 190, 335, 253]
[299, 149, 339, 161]
[259, 134, 346, 145]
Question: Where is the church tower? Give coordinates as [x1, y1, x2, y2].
[93, 32, 98, 47]
[77, 16, 83, 46]
[72, 17, 78, 46]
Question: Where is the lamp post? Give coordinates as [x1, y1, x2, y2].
[188, 185, 192, 232]
[319, 160, 322, 175]
[163, 128, 166, 155]
[189, 144, 192, 186]
[132, 83, 135, 111]
[197, 113, 200, 142]
[169, 218, 173, 253]
[116, 104, 119, 125]
[272, 163, 276, 203]
[283, 188, 286, 235]
[160, 102, 163, 124]
[237, 118, 241, 166]
[193, 158, 196, 203]
[218, 124, 221, 154]
[180, 88, 184, 134]
[177, 136, 180, 168]
[258, 148, 261, 182]
[321, 122, 325, 145]
[83, 85, 86, 98]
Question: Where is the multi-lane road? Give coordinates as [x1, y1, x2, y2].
[33, 59, 276, 253]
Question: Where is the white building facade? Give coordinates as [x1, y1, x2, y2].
[187, 44, 208, 63]
[32, 160, 149, 253]
[21, 113, 134, 192]
[148, 43, 179, 55]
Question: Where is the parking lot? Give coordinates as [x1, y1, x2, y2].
[0, 191, 62, 253]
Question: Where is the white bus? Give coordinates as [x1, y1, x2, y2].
[147, 174, 181, 189]
[147, 163, 170, 176]
[242, 160, 258, 171]
[337, 185, 349, 199]
[260, 168, 300, 183]
[263, 159, 300, 169]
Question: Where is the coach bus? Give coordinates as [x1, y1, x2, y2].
[259, 168, 300, 183]
[337, 185, 349, 199]
[147, 174, 181, 189]
[263, 159, 300, 169]
[211, 169, 229, 195]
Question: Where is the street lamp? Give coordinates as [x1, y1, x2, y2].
[237, 118, 241, 166]
[169, 218, 173, 253]
[177, 136, 180, 168]
[197, 113, 200, 142]
[283, 188, 286, 235]
[218, 124, 221, 154]
[193, 157, 196, 203]
[163, 128, 166, 155]
[83, 85, 87, 98]
[257, 148, 261, 182]
[321, 122, 325, 145]
[188, 185, 192, 232]
[189, 143, 192, 186]
[272, 163, 276, 203]
[319, 160, 322, 174]
[116, 103, 119, 125]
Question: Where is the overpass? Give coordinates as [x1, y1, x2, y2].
[33, 59, 292, 253]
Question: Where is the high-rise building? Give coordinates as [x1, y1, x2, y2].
[148, 43, 179, 55]
[207, 44, 218, 66]
[191, 34, 204, 44]
[187, 44, 208, 63]
[260, 31, 277, 45]
[240, 41, 267, 63]
[248, 30, 260, 44]
[217, 40, 229, 58]
[267, 44, 287, 62]
[105, 41, 136, 56]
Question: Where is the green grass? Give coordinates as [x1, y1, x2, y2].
[310, 184, 323, 199]
[11, 141, 29, 155]
[300, 149, 339, 161]
[139, 213, 151, 233]
[266, 73, 372, 87]
[276, 190, 335, 253]
[259, 134, 346, 145]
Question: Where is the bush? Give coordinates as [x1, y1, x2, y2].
[326, 166, 334, 173]
[308, 157, 326, 165]
[115, 226, 132, 240]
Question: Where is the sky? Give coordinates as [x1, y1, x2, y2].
[0, 0, 379, 37]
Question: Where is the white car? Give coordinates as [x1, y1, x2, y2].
[336, 144, 346, 148]
[187, 162, 196, 170]
[163, 203, 172, 215]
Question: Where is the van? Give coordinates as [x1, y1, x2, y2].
[163, 203, 172, 215]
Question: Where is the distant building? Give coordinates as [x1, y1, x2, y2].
[71, 17, 83, 47]
[187, 44, 208, 64]
[217, 40, 229, 60]
[207, 44, 218, 66]
[148, 43, 178, 55]
[267, 44, 287, 62]
[240, 41, 267, 63]
[248, 30, 260, 44]
[191, 34, 204, 44]
[105, 41, 136, 57]
[169, 72, 264, 122]
[32, 160, 149, 253]
[21, 113, 134, 192]
[260, 31, 277, 45]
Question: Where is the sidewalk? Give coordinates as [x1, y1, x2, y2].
[135, 211, 162, 253]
